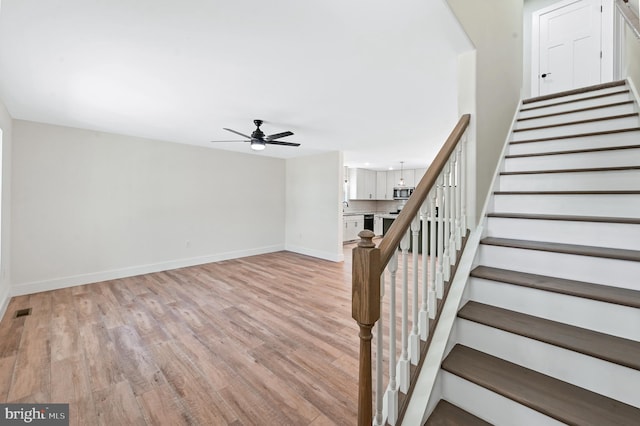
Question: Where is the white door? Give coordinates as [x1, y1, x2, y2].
[534, 0, 602, 96]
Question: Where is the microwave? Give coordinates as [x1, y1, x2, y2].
[393, 187, 414, 200]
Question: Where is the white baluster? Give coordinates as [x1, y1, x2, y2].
[374, 273, 385, 426]
[436, 174, 444, 299]
[419, 200, 430, 339]
[460, 135, 467, 233]
[429, 190, 438, 316]
[442, 162, 451, 282]
[454, 144, 463, 250]
[386, 253, 399, 425]
[448, 156, 457, 266]
[410, 215, 420, 364]
[398, 231, 410, 393]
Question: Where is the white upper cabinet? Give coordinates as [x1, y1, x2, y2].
[349, 168, 377, 200]
[376, 171, 387, 200]
[399, 169, 415, 187]
[414, 168, 427, 187]
[386, 170, 400, 200]
[348, 167, 427, 200]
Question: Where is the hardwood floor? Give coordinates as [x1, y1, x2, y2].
[0, 249, 365, 425]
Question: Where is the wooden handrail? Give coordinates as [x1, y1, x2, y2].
[351, 114, 470, 425]
[378, 114, 470, 269]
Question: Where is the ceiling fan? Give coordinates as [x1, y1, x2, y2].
[211, 119, 300, 151]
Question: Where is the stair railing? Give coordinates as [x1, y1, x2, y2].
[352, 114, 471, 426]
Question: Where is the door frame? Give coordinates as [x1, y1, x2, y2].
[531, 0, 614, 96]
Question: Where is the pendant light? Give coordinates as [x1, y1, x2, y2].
[399, 161, 405, 187]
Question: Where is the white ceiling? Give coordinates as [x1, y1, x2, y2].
[0, 0, 472, 170]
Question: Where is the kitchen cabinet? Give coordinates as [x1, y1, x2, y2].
[414, 168, 427, 187]
[343, 215, 365, 242]
[400, 169, 415, 188]
[386, 171, 400, 200]
[349, 168, 376, 200]
[375, 171, 387, 200]
[374, 215, 383, 236]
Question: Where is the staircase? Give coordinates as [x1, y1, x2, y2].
[425, 80, 640, 425]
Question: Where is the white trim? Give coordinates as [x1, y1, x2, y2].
[10, 244, 285, 296]
[0, 283, 9, 322]
[478, 103, 522, 224]
[531, 0, 585, 97]
[402, 226, 483, 425]
[627, 75, 640, 104]
[602, 0, 615, 82]
[531, 0, 612, 96]
[284, 244, 344, 262]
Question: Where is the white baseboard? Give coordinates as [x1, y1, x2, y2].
[0, 283, 10, 322]
[285, 244, 344, 262]
[627, 76, 640, 105]
[10, 244, 285, 296]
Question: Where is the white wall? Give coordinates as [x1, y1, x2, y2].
[446, 0, 524, 224]
[11, 120, 286, 294]
[0, 98, 11, 320]
[285, 151, 343, 262]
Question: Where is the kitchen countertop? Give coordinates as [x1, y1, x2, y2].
[343, 212, 387, 217]
[379, 213, 400, 219]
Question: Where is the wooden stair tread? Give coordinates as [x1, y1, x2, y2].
[494, 190, 640, 195]
[517, 100, 635, 122]
[511, 127, 640, 144]
[522, 80, 626, 104]
[486, 212, 640, 225]
[425, 400, 491, 426]
[520, 90, 631, 112]
[442, 345, 640, 425]
[500, 165, 640, 175]
[470, 265, 640, 309]
[513, 113, 638, 132]
[505, 143, 640, 158]
[458, 301, 640, 370]
[480, 237, 640, 262]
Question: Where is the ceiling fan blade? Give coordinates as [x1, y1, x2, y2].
[266, 131, 294, 140]
[223, 128, 252, 139]
[265, 140, 301, 147]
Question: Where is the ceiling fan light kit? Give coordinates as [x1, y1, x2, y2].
[251, 140, 266, 151]
[211, 119, 300, 151]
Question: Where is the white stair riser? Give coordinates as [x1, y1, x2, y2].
[511, 116, 639, 141]
[485, 217, 640, 250]
[493, 194, 640, 217]
[516, 103, 636, 128]
[477, 245, 640, 289]
[466, 277, 640, 341]
[456, 319, 640, 407]
[440, 371, 563, 426]
[508, 131, 640, 155]
[522, 86, 631, 110]
[498, 170, 640, 191]
[503, 148, 640, 172]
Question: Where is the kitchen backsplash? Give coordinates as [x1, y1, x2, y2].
[344, 200, 401, 214]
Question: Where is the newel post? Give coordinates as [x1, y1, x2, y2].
[352, 230, 381, 426]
